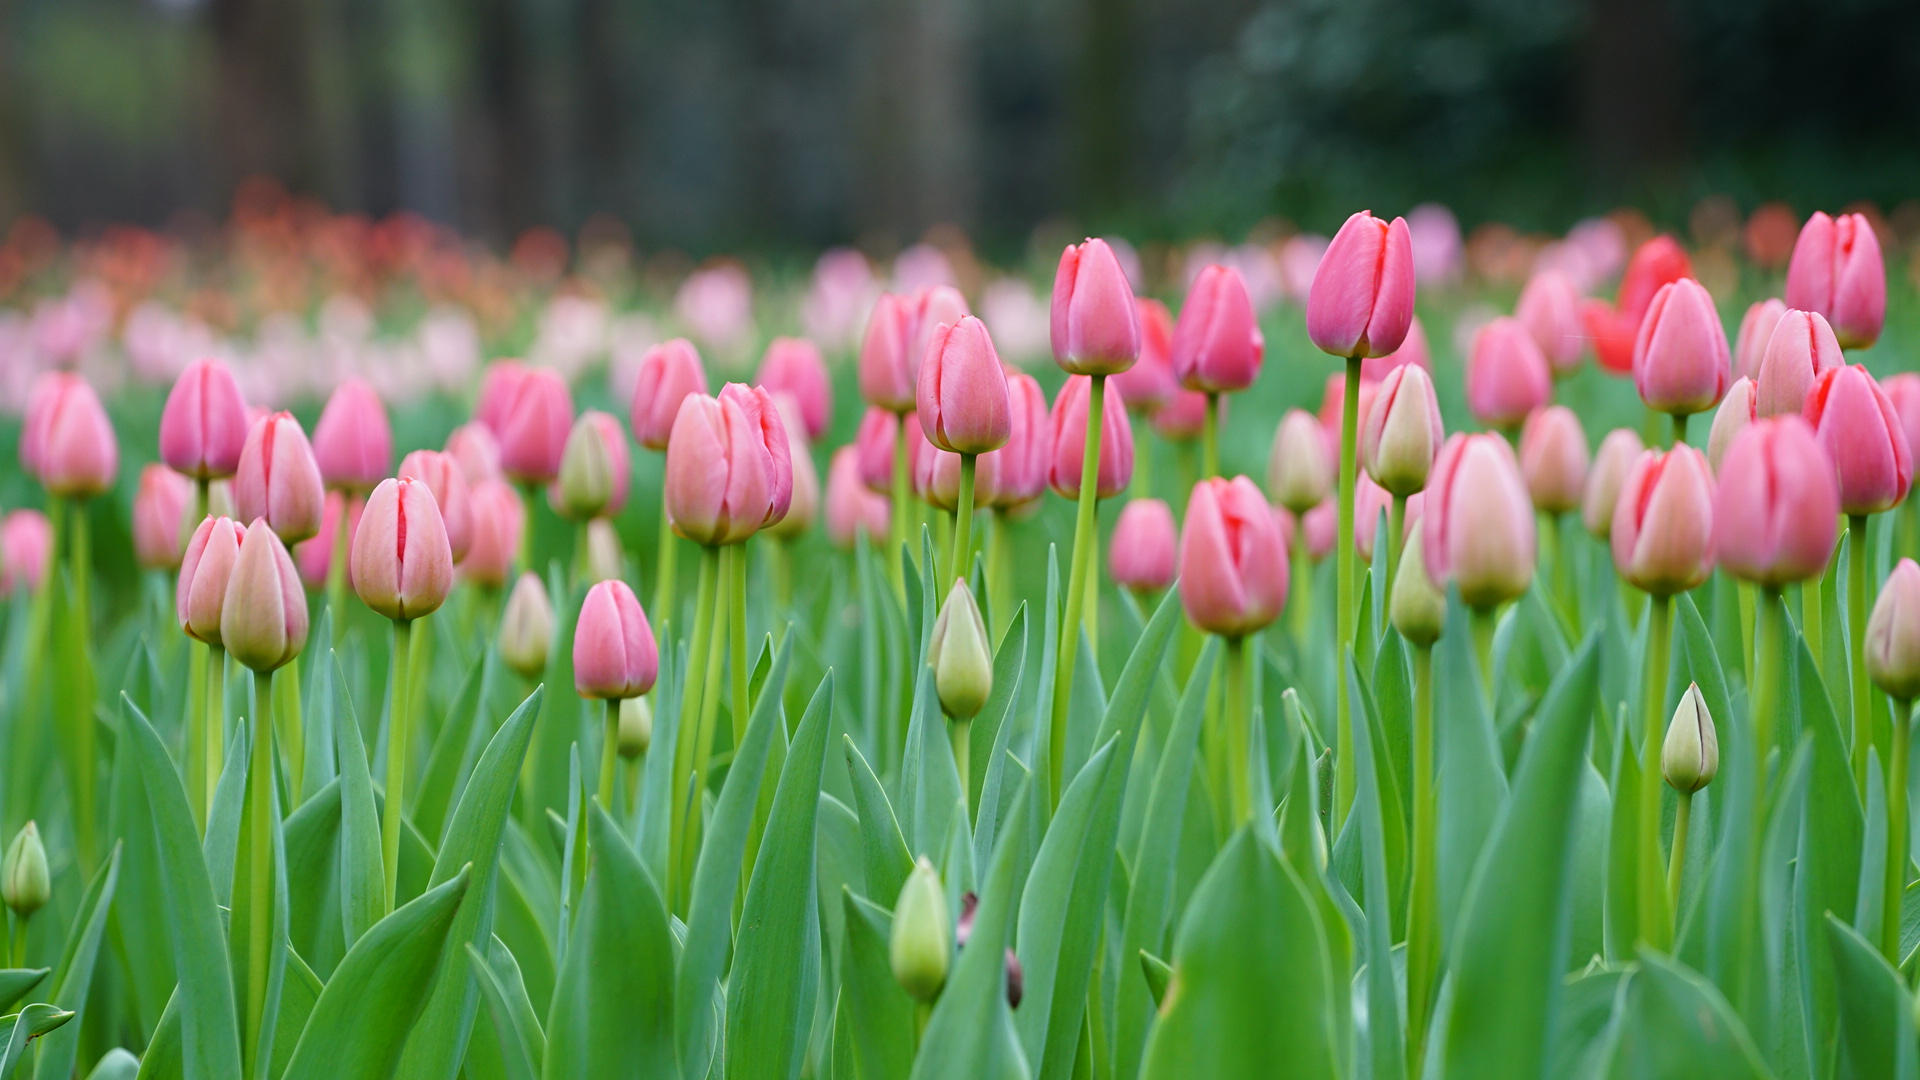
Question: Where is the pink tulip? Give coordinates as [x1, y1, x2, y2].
[910, 287, 972, 384]
[221, 519, 308, 672]
[497, 367, 574, 484]
[1110, 497, 1177, 594]
[1867, 559, 1920, 699]
[573, 579, 659, 699]
[1516, 270, 1585, 376]
[474, 360, 529, 435]
[1306, 211, 1416, 359]
[825, 446, 890, 549]
[444, 422, 502, 487]
[1268, 409, 1333, 515]
[1303, 500, 1336, 562]
[463, 481, 523, 587]
[1610, 446, 1716, 595]
[1111, 298, 1178, 414]
[858, 293, 918, 412]
[918, 316, 1013, 455]
[767, 399, 820, 541]
[1519, 405, 1590, 515]
[159, 358, 248, 480]
[1178, 476, 1289, 636]
[1423, 433, 1536, 608]
[1171, 265, 1264, 392]
[855, 407, 901, 495]
[980, 371, 1050, 509]
[1883, 373, 1920, 463]
[1756, 309, 1844, 418]
[1713, 417, 1840, 586]
[1632, 279, 1731, 417]
[178, 516, 245, 644]
[398, 449, 475, 562]
[233, 411, 326, 545]
[1361, 315, 1430, 382]
[551, 411, 632, 521]
[351, 476, 456, 620]
[1049, 376, 1133, 500]
[1152, 388, 1212, 443]
[663, 384, 795, 546]
[294, 491, 362, 591]
[916, 441, 959, 511]
[0, 511, 50, 596]
[1785, 211, 1886, 350]
[133, 464, 193, 570]
[1050, 238, 1140, 376]
[632, 338, 709, 450]
[1583, 428, 1646, 539]
[1733, 298, 1787, 382]
[1359, 363, 1444, 497]
[1585, 236, 1694, 375]
[23, 373, 117, 498]
[1352, 474, 1395, 561]
[1707, 377, 1757, 475]
[1804, 364, 1912, 515]
[1465, 317, 1552, 430]
[311, 378, 392, 491]
[755, 336, 831, 442]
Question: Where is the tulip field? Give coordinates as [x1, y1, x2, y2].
[2, 196, 1920, 1080]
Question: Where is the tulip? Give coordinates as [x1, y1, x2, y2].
[498, 571, 554, 679]
[930, 579, 992, 722]
[858, 292, 918, 413]
[1734, 298, 1787, 382]
[159, 358, 248, 480]
[825, 446, 890, 550]
[1050, 238, 1140, 376]
[233, 411, 326, 545]
[1362, 315, 1430, 382]
[1631, 278, 1731, 421]
[474, 360, 529, 434]
[1785, 211, 1885, 350]
[1804, 365, 1912, 516]
[0, 511, 51, 596]
[631, 338, 709, 450]
[1423, 433, 1536, 610]
[1883, 374, 1920, 464]
[178, 516, 245, 645]
[663, 384, 794, 547]
[1179, 476, 1289, 638]
[1151, 388, 1211, 443]
[2, 822, 48, 922]
[463, 481, 523, 587]
[24, 373, 117, 499]
[398, 449, 474, 563]
[1870, 560, 1920, 958]
[574, 579, 658, 700]
[1049, 376, 1133, 500]
[1706, 377, 1757, 475]
[133, 464, 193, 571]
[1584, 428, 1645, 539]
[311, 378, 392, 492]
[583, 519, 625, 584]
[1584, 236, 1693, 374]
[1109, 498, 1177, 595]
[1111, 298, 1178, 414]
[1360, 364, 1443, 498]
[1351, 474, 1395, 562]
[497, 367, 574, 484]
[918, 316, 1012, 455]
[618, 697, 652, 758]
[1663, 684, 1718, 794]
[221, 518, 308, 673]
[1173, 264, 1265, 394]
[1713, 417, 1839, 587]
[1755, 309, 1843, 418]
[855, 407, 900, 495]
[766, 397, 820, 545]
[980, 371, 1050, 509]
[1610, 446, 1715, 595]
[351, 477, 456, 621]
[1389, 530, 1445, 647]
[554, 411, 627, 521]
[1306, 210, 1416, 359]
[911, 286, 972, 379]
[1303, 501, 1336, 562]
[1268, 409, 1333, 515]
[1516, 269, 1586, 376]
[293, 492, 360, 592]
[444, 422, 502, 487]
[756, 337, 831, 441]
[891, 858, 952, 1002]
[1520, 406, 1590, 516]
[1465, 317, 1552, 430]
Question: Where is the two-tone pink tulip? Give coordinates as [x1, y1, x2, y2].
[159, 358, 248, 480]
[1050, 238, 1139, 375]
[1423, 433, 1536, 609]
[1306, 210, 1416, 359]
[631, 339, 709, 450]
[1049, 376, 1133, 500]
[1359, 364, 1443, 497]
[1179, 476, 1288, 636]
[1714, 417, 1839, 586]
[573, 579, 658, 699]
[663, 383, 794, 546]
[221, 519, 309, 672]
[233, 411, 326, 545]
[1610, 446, 1716, 595]
[1756, 309, 1843, 418]
[350, 477, 456, 620]
[1785, 211, 1885, 350]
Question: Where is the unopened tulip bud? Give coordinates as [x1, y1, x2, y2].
[0, 511, 51, 596]
[134, 464, 193, 570]
[1051, 238, 1140, 376]
[982, 371, 1051, 509]
[233, 411, 326, 545]
[918, 316, 1013, 454]
[1785, 211, 1885, 350]
[1390, 531, 1446, 646]
[555, 412, 619, 521]
[631, 339, 709, 450]
[1268, 409, 1333, 514]
[768, 426, 820, 544]
[474, 360, 528, 435]
[1173, 264, 1265, 392]
[855, 407, 900, 495]
[1466, 318, 1552, 430]
[1583, 428, 1645, 538]
[463, 480, 523, 587]
[1110, 499, 1177, 594]
[1886, 374, 1920, 469]
[1180, 476, 1289, 637]
[584, 519, 625, 583]
[399, 449, 474, 563]
[1423, 433, 1535, 610]
[890, 857, 952, 1002]
[574, 579, 658, 700]
[1756, 309, 1843, 418]
[1632, 278, 1731, 417]
[1734, 298, 1787, 382]
[25, 373, 118, 498]
[178, 516, 244, 644]
[1804, 364, 1912, 516]
[1713, 417, 1839, 586]
[930, 580, 992, 720]
[756, 337, 831, 442]
[1360, 364, 1444, 497]
[1005, 948, 1025, 1009]
[221, 519, 309, 673]
[159, 358, 248, 480]
[2, 822, 48, 918]
[498, 572, 554, 678]
[444, 422, 502, 487]
[1611, 446, 1716, 596]
[1662, 683, 1718, 793]
[1303, 500, 1336, 562]
[1049, 376, 1134, 500]
[1516, 269, 1585, 376]
[859, 293, 919, 413]
[1111, 298, 1177, 413]
[1306, 210, 1416, 359]
[1867, 559, 1920, 700]
[351, 477, 455, 620]
[910, 287, 972, 383]
[1352, 475, 1394, 562]
[618, 696, 652, 758]
[1707, 377, 1757, 475]
[497, 367, 574, 484]
[1151, 388, 1211, 443]
[825, 447, 888, 549]
[1520, 406, 1589, 515]
[311, 378, 392, 491]
[664, 384, 794, 546]
[1361, 315, 1431, 382]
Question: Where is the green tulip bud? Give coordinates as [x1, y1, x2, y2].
[556, 414, 617, 521]
[498, 572, 555, 679]
[890, 857, 952, 1002]
[1662, 682, 1718, 794]
[584, 519, 625, 585]
[929, 581, 992, 720]
[3, 822, 49, 919]
[618, 695, 652, 759]
[1389, 531, 1445, 647]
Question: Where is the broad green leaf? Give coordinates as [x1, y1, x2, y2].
[975, 607, 1034, 873]
[267, 949, 323, 1080]
[839, 891, 913, 1080]
[283, 781, 345, 979]
[1605, 950, 1770, 1079]
[968, 605, 1028, 819]
[279, 868, 473, 1080]
[0, 974, 44, 1016]
[468, 943, 538, 1080]
[228, 716, 294, 1080]
[334, 648, 385, 951]
[29, 845, 120, 1080]
[1137, 951, 1170, 1009]
[83, 1048, 139, 1080]
[410, 651, 489, 844]
[1825, 914, 1917, 1080]
[104, 699, 173, 1035]
[1792, 628, 1863, 1071]
[298, 612, 337, 802]
[0, 1005, 74, 1080]
[634, 632, 683, 881]
[1433, 597, 1506, 943]
[845, 737, 912, 909]
[1348, 657, 1405, 1080]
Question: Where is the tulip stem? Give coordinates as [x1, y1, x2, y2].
[1666, 788, 1693, 927]
[951, 717, 972, 820]
[1469, 607, 1497, 700]
[1885, 696, 1911, 961]
[952, 454, 976, 587]
[654, 484, 679, 626]
[1335, 355, 1361, 828]
[573, 520, 592, 586]
[1387, 495, 1406, 594]
[987, 509, 1012, 642]
[208, 643, 227, 822]
[1406, 642, 1437, 1076]
[189, 641, 209, 833]
[1201, 394, 1219, 479]
[891, 419, 911, 601]
[600, 698, 620, 812]
[327, 504, 350, 645]
[1225, 636, 1250, 823]
[729, 541, 749, 746]
[1051, 374, 1106, 807]
[516, 482, 538, 575]
[69, 499, 95, 866]
[1135, 430, 1155, 501]
[1804, 577, 1826, 687]
[670, 545, 720, 913]
[1671, 413, 1688, 448]
[8, 914, 23, 968]
[245, 668, 275, 1074]
[1850, 514, 1873, 794]
[1290, 536, 1312, 645]
[1638, 592, 1672, 948]
[380, 618, 413, 916]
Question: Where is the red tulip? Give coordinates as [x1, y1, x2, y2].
[1306, 211, 1416, 359]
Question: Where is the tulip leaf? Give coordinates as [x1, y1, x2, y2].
[1604, 720, 1641, 966]
[634, 631, 683, 880]
[84, 1048, 140, 1080]
[1606, 949, 1770, 1079]
[0, 973, 45, 1017]
[968, 603, 1028, 821]
[28, 844, 120, 1080]
[839, 890, 914, 1080]
[0, 1004, 75, 1080]
[468, 942, 538, 1080]
[410, 649, 490, 845]
[204, 709, 249, 910]
[228, 716, 295, 1080]
[267, 948, 323, 1080]
[847, 734, 913, 906]
[283, 780, 346, 979]
[1348, 656, 1405, 1080]
[1825, 913, 1918, 1080]
[330, 648, 387, 954]
[901, 664, 964, 859]
[298, 613, 337, 801]
[104, 697, 174, 1035]
[1789, 626, 1863, 1071]
[974, 606, 1033, 871]
[1433, 597, 1506, 944]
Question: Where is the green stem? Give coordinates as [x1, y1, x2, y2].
[1755, 589, 1785, 800]
[1051, 374, 1106, 806]
[1666, 790, 1692, 925]
[208, 644, 227, 820]
[952, 454, 976, 586]
[1804, 578, 1826, 686]
[770, 541, 792, 623]
[654, 481, 680, 624]
[1290, 538, 1312, 645]
[278, 656, 305, 801]
[1387, 494, 1405, 596]
[7, 915, 22, 968]
[69, 499, 94, 866]
[1407, 643, 1437, 1077]
[1639, 593, 1673, 948]
[934, 510, 952, 589]
[189, 641, 209, 833]
[891, 418, 911, 600]
[1672, 412, 1689, 448]
[1135, 427, 1155, 501]
[987, 509, 1012, 642]
[729, 542, 749, 746]
[1086, 526, 1101, 661]
[517, 482, 538, 576]
[1470, 607, 1497, 701]
[1886, 697, 1911, 961]
[245, 667, 275, 1073]
[670, 546, 720, 912]
[1226, 636, 1250, 823]
[1850, 514, 1872, 793]
[326, 501, 350, 645]
[573, 519, 593, 586]
[1737, 579, 1755, 681]
[1201, 393, 1219, 479]
[380, 618, 413, 915]
[1336, 354, 1361, 827]
[952, 717, 972, 820]
[600, 698, 620, 811]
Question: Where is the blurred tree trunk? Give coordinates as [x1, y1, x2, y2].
[210, 0, 317, 194]
[1581, 0, 1686, 183]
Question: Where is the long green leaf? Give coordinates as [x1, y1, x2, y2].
[838, 891, 913, 1080]
[334, 650, 386, 951]
[29, 845, 120, 1080]
[1825, 914, 1917, 1080]
[468, 943, 538, 1080]
[846, 737, 913, 909]
[0, 1005, 74, 1080]
[1606, 950, 1770, 1079]
[0, 974, 44, 1017]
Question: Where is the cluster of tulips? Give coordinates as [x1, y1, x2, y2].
[2, 195, 1920, 1080]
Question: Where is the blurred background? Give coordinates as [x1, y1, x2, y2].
[4, 0, 1920, 251]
